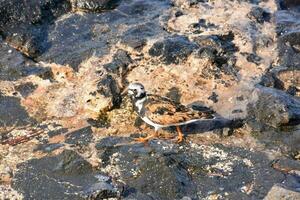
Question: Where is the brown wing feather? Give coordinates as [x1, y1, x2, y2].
[144, 95, 213, 125]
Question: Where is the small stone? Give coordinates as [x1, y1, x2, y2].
[208, 92, 218, 103]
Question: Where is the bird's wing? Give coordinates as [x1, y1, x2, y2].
[144, 95, 213, 125]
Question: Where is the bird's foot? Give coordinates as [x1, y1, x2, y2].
[176, 126, 184, 144]
[134, 132, 158, 143]
[176, 135, 184, 143]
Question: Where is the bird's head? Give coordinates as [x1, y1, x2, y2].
[122, 83, 146, 99]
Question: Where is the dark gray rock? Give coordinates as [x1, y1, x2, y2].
[0, 39, 51, 81]
[121, 22, 163, 49]
[279, 0, 300, 10]
[194, 32, 239, 79]
[71, 0, 121, 12]
[241, 52, 262, 65]
[276, 10, 300, 69]
[15, 82, 38, 98]
[95, 137, 284, 200]
[65, 126, 93, 146]
[34, 143, 64, 153]
[12, 150, 120, 199]
[247, 6, 271, 23]
[259, 67, 299, 96]
[97, 74, 122, 108]
[0, 95, 35, 127]
[247, 86, 300, 128]
[95, 136, 132, 149]
[149, 36, 198, 65]
[104, 49, 132, 74]
[0, 0, 71, 57]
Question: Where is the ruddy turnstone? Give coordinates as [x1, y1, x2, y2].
[123, 83, 215, 143]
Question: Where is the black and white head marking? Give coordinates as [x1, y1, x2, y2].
[128, 83, 147, 113]
[128, 83, 146, 99]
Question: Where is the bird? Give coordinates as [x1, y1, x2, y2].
[122, 83, 215, 143]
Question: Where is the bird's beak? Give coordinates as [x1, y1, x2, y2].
[121, 87, 128, 96]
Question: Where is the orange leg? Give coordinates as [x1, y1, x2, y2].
[176, 126, 184, 143]
[134, 131, 158, 143]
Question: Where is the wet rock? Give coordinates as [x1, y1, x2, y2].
[149, 36, 197, 65]
[247, 86, 300, 128]
[70, 0, 121, 12]
[12, 149, 120, 199]
[104, 49, 132, 74]
[247, 6, 271, 23]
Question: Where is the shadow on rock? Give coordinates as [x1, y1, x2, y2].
[0, 95, 35, 127]
[12, 149, 120, 200]
[95, 136, 285, 199]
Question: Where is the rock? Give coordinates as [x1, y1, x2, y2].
[70, 0, 121, 12]
[121, 22, 161, 49]
[0, 185, 23, 200]
[149, 35, 197, 65]
[81, 181, 119, 199]
[0, 95, 35, 127]
[264, 185, 300, 200]
[260, 68, 300, 96]
[12, 150, 120, 199]
[0, 0, 71, 58]
[95, 136, 132, 149]
[65, 126, 93, 146]
[104, 49, 132, 74]
[247, 86, 300, 128]
[189, 18, 218, 33]
[14, 82, 38, 98]
[280, 0, 300, 9]
[276, 10, 300, 69]
[0, 39, 49, 81]
[247, 6, 271, 23]
[95, 137, 284, 199]
[193, 32, 239, 79]
[34, 143, 64, 153]
[208, 92, 218, 103]
[97, 74, 122, 109]
[241, 52, 262, 65]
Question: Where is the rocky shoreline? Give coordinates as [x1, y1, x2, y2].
[0, 0, 299, 199]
